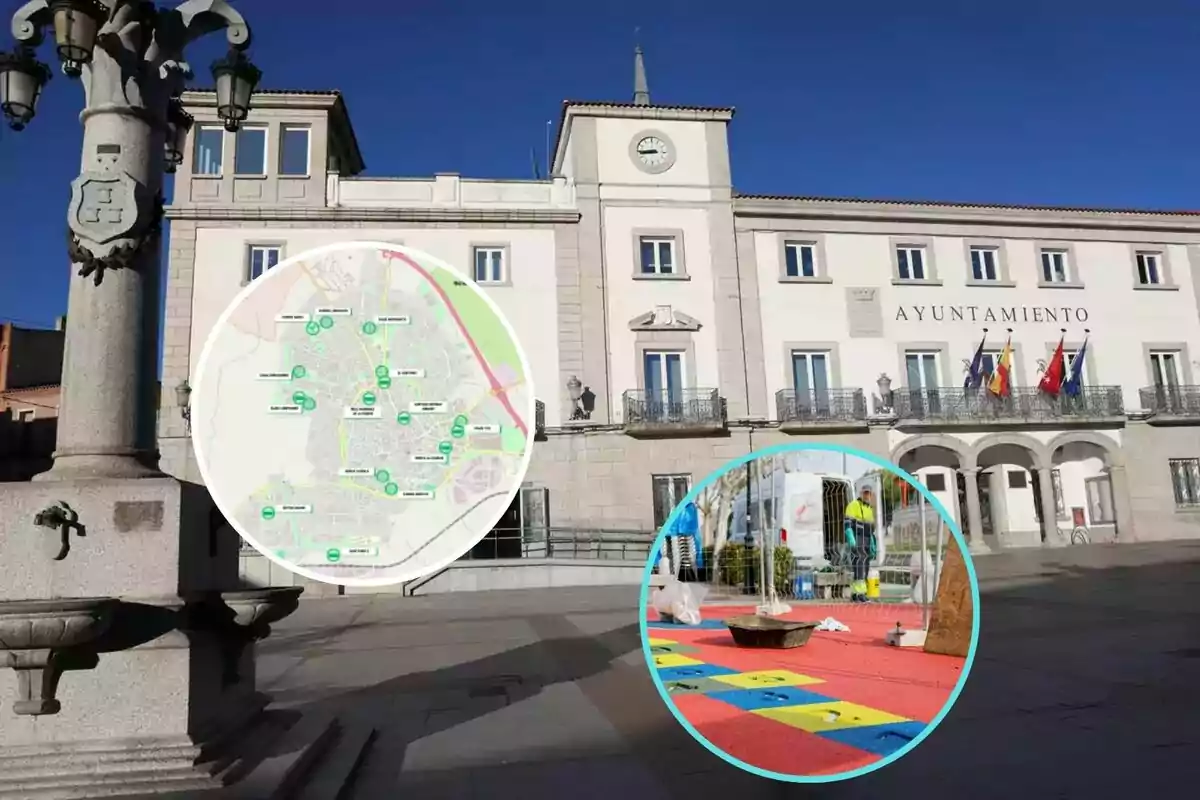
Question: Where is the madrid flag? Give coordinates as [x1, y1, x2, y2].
[1040, 336, 1066, 396]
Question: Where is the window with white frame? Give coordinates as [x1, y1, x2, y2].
[16, 408, 35, 422]
[969, 246, 999, 281]
[791, 350, 830, 407]
[473, 247, 506, 284]
[1169, 457, 1200, 508]
[1150, 350, 1182, 390]
[896, 246, 927, 281]
[639, 236, 677, 276]
[1085, 475, 1116, 525]
[784, 242, 817, 278]
[192, 126, 224, 175]
[1040, 249, 1070, 283]
[1136, 251, 1162, 286]
[247, 245, 281, 281]
[279, 125, 311, 176]
[234, 126, 267, 176]
[1052, 468, 1066, 518]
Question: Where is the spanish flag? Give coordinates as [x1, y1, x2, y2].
[988, 336, 1014, 397]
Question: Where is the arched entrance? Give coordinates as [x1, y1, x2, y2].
[1047, 432, 1132, 542]
[971, 433, 1050, 548]
[891, 434, 988, 553]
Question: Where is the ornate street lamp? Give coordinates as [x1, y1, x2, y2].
[164, 97, 193, 172]
[0, 47, 51, 130]
[566, 375, 584, 420]
[211, 47, 260, 132]
[4, 0, 258, 481]
[875, 373, 894, 415]
[174, 379, 192, 429]
[48, 0, 107, 77]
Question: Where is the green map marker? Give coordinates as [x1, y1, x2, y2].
[450, 425, 465, 439]
[363, 392, 376, 406]
[374, 365, 389, 378]
[302, 396, 316, 411]
[375, 469, 390, 483]
[377, 377, 392, 389]
[292, 391, 307, 405]
[384, 483, 399, 496]
[305, 321, 320, 336]
[453, 414, 469, 427]
[326, 548, 341, 563]
[261, 506, 276, 520]
[438, 441, 453, 456]
[396, 412, 411, 425]
[319, 316, 334, 329]
[361, 321, 378, 335]
[291, 365, 306, 379]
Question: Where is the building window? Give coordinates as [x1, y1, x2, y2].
[895, 246, 927, 281]
[1064, 349, 1086, 388]
[1084, 476, 1116, 525]
[193, 125, 224, 175]
[1007, 470, 1028, 490]
[643, 350, 685, 406]
[925, 473, 947, 493]
[1150, 350, 1182, 390]
[1052, 468, 1066, 518]
[791, 350, 830, 408]
[473, 247, 506, 284]
[784, 242, 816, 278]
[977, 350, 1008, 383]
[247, 245, 281, 281]
[279, 125, 311, 176]
[651, 474, 692, 530]
[969, 246, 999, 282]
[1135, 251, 1162, 286]
[1169, 458, 1200, 508]
[639, 236, 677, 276]
[16, 408, 35, 422]
[905, 351, 939, 390]
[234, 126, 268, 176]
[1040, 249, 1070, 283]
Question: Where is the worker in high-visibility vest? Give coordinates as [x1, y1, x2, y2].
[843, 487, 878, 602]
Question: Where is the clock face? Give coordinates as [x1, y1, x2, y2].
[635, 136, 670, 168]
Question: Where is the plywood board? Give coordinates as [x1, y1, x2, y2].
[923, 535, 973, 658]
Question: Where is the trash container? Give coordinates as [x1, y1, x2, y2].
[793, 558, 815, 600]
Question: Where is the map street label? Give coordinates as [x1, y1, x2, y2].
[346, 547, 378, 556]
[392, 368, 425, 378]
[268, 404, 304, 414]
[257, 371, 291, 380]
[339, 467, 373, 476]
[275, 313, 311, 323]
[344, 406, 383, 419]
[375, 315, 411, 325]
[315, 307, 352, 316]
[466, 424, 501, 434]
[412, 454, 448, 463]
[409, 401, 449, 413]
[400, 490, 435, 499]
[280, 504, 312, 513]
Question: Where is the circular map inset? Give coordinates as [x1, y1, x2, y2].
[192, 241, 536, 586]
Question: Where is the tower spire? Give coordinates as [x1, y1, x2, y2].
[633, 34, 650, 106]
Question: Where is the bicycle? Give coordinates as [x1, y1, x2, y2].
[1059, 524, 1091, 545]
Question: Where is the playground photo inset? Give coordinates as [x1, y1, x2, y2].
[641, 444, 979, 782]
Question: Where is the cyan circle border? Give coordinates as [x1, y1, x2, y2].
[637, 441, 981, 783]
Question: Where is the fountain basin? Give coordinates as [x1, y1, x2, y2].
[220, 587, 304, 631]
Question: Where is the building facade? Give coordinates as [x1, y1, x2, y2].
[0, 318, 64, 480]
[159, 69, 1200, 554]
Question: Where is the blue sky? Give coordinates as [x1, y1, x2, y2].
[2, 0, 1199, 331]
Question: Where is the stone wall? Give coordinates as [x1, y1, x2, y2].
[1122, 421, 1200, 541]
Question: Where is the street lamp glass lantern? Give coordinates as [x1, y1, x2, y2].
[50, 0, 106, 77]
[0, 49, 51, 131]
[164, 99, 194, 172]
[211, 49, 261, 132]
[174, 380, 191, 409]
[566, 376, 583, 402]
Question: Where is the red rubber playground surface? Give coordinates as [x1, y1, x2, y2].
[645, 603, 970, 778]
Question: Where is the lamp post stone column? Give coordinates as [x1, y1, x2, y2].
[0, 4, 333, 798]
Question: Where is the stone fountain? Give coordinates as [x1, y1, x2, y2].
[0, 3, 349, 797]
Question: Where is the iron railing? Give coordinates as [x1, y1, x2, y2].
[892, 385, 1124, 422]
[623, 388, 726, 427]
[535, 399, 546, 439]
[461, 527, 656, 561]
[1139, 385, 1200, 417]
[776, 388, 868, 425]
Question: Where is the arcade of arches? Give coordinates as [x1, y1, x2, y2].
[891, 431, 1133, 552]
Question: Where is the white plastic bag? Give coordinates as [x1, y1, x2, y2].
[651, 578, 706, 626]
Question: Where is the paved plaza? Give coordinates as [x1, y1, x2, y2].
[256, 540, 1200, 798]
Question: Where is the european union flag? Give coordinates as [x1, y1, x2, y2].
[1062, 339, 1088, 397]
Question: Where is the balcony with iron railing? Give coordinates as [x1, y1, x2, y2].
[1139, 385, 1200, 422]
[775, 388, 869, 432]
[622, 388, 727, 437]
[891, 385, 1125, 426]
